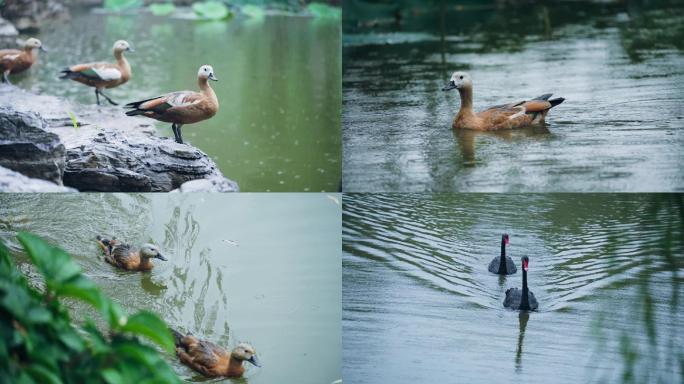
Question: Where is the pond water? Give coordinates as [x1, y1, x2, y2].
[343, 193, 683, 383]
[342, 2, 684, 192]
[13, 7, 341, 192]
[0, 193, 341, 383]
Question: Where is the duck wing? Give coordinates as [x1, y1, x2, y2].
[61, 62, 122, 81]
[110, 243, 134, 265]
[0, 49, 23, 64]
[124, 91, 202, 115]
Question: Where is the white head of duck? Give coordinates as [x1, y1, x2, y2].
[140, 243, 167, 260]
[23, 38, 46, 52]
[442, 71, 472, 91]
[233, 342, 260, 367]
[112, 40, 134, 55]
[198, 65, 218, 82]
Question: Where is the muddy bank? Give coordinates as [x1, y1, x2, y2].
[0, 85, 238, 192]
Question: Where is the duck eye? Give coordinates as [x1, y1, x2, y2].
[459, 76, 463, 80]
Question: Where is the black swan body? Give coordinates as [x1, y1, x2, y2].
[504, 256, 538, 311]
[488, 234, 516, 275]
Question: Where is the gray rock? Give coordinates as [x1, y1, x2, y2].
[172, 175, 240, 193]
[0, 106, 66, 184]
[0, 85, 238, 192]
[0, 17, 19, 39]
[0, 0, 69, 32]
[0, 165, 76, 192]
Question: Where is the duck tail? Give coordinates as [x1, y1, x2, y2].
[170, 328, 185, 347]
[59, 68, 77, 80]
[125, 109, 145, 117]
[533, 93, 553, 101]
[549, 97, 565, 108]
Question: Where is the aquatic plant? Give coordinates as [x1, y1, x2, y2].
[104, 0, 143, 11]
[68, 111, 79, 129]
[0, 233, 180, 383]
[307, 2, 341, 19]
[192, 1, 233, 20]
[149, 3, 176, 16]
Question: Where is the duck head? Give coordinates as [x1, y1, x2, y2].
[232, 343, 260, 367]
[442, 71, 472, 91]
[24, 38, 46, 52]
[113, 40, 134, 54]
[198, 65, 218, 82]
[140, 243, 167, 261]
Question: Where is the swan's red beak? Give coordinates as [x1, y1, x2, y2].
[523, 259, 529, 271]
[504, 237, 509, 245]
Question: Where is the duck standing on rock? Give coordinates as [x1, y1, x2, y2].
[124, 65, 219, 144]
[96, 235, 166, 272]
[443, 71, 564, 130]
[0, 38, 46, 84]
[171, 329, 260, 378]
[60, 40, 133, 106]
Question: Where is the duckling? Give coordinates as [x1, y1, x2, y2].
[96, 235, 166, 272]
[124, 65, 219, 144]
[443, 71, 564, 130]
[171, 329, 260, 378]
[0, 38, 46, 84]
[60, 40, 133, 106]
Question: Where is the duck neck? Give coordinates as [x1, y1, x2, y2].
[226, 356, 245, 377]
[499, 238, 507, 272]
[24, 47, 38, 62]
[520, 268, 530, 310]
[198, 77, 218, 106]
[458, 85, 474, 115]
[114, 51, 131, 79]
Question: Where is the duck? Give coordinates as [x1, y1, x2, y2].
[442, 71, 564, 130]
[503, 256, 538, 311]
[59, 40, 133, 105]
[171, 329, 260, 378]
[488, 233, 516, 275]
[0, 38, 46, 84]
[96, 235, 166, 272]
[124, 65, 219, 144]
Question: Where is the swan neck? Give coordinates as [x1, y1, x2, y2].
[521, 268, 530, 309]
[499, 240, 506, 272]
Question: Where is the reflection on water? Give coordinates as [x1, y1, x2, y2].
[342, 1, 684, 192]
[0, 193, 342, 383]
[342, 193, 683, 383]
[13, 7, 341, 192]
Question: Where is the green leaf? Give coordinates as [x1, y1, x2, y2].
[58, 328, 85, 352]
[192, 1, 232, 20]
[26, 307, 52, 323]
[25, 364, 62, 384]
[101, 369, 124, 384]
[67, 111, 78, 130]
[149, 3, 175, 16]
[241, 4, 264, 19]
[104, 0, 143, 11]
[17, 233, 82, 290]
[120, 311, 174, 353]
[306, 3, 341, 19]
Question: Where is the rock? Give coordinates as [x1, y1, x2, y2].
[0, 85, 238, 192]
[0, 17, 18, 39]
[0, 165, 76, 192]
[172, 175, 239, 193]
[0, 106, 66, 184]
[0, 0, 69, 32]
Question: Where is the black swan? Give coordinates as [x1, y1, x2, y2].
[488, 234, 516, 275]
[504, 256, 538, 311]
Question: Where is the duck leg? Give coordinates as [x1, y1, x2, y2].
[98, 89, 119, 106]
[171, 123, 180, 143]
[175, 124, 184, 144]
[94, 89, 101, 105]
[3, 70, 11, 84]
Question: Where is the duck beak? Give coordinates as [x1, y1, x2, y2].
[247, 355, 261, 367]
[442, 81, 457, 91]
[127, 47, 135, 52]
[39, 46, 47, 52]
[208, 73, 218, 82]
[156, 253, 167, 261]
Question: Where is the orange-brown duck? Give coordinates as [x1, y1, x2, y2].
[171, 329, 260, 378]
[124, 65, 219, 144]
[60, 40, 133, 105]
[443, 71, 564, 130]
[96, 236, 166, 272]
[0, 38, 46, 84]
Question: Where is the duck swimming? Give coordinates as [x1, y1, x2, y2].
[96, 236, 166, 272]
[0, 38, 46, 84]
[488, 233, 516, 275]
[124, 65, 219, 144]
[504, 256, 538, 311]
[60, 40, 133, 105]
[443, 72, 564, 130]
[171, 329, 260, 378]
